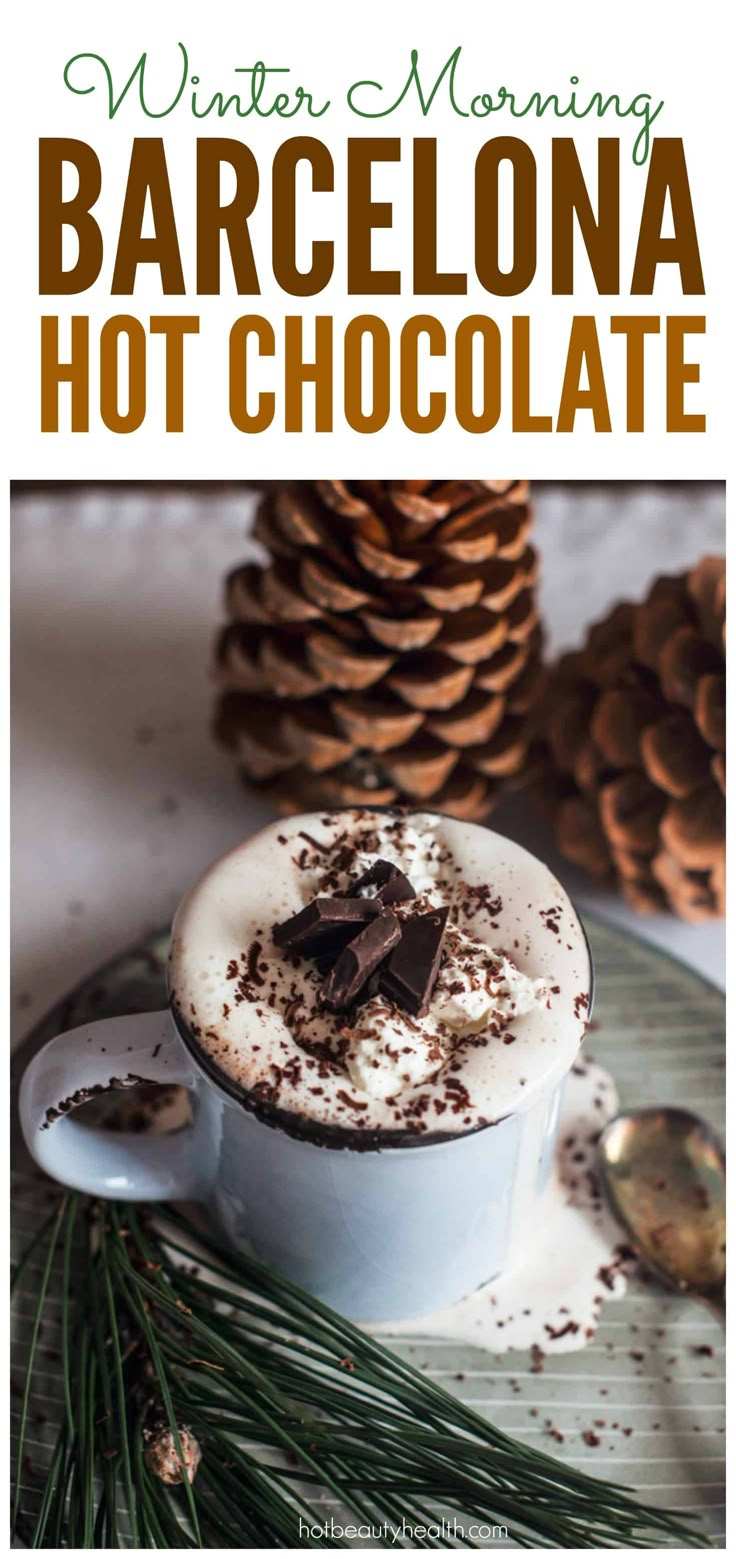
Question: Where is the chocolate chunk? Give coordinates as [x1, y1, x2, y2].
[273, 897, 382, 958]
[380, 906, 449, 1016]
[321, 912, 401, 1010]
[347, 859, 416, 906]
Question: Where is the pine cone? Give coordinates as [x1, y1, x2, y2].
[535, 557, 725, 920]
[214, 481, 542, 820]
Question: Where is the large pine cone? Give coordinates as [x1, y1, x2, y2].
[214, 481, 541, 820]
[535, 557, 725, 920]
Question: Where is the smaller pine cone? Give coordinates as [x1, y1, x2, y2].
[535, 557, 725, 921]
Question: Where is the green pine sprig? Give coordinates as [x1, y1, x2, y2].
[11, 1195, 713, 1549]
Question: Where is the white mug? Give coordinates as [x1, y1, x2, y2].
[20, 820, 593, 1322]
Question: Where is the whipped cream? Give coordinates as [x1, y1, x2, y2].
[433, 924, 547, 1035]
[169, 810, 591, 1139]
[342, 924, 548, 1102]
[349, 820, 446, 904]
[343, 997, 447, 1099]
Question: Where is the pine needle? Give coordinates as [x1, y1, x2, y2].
[11, 1194, 714, 1550]
[12, 1195, 67, 1537]
[99, 1216, 141, 1548]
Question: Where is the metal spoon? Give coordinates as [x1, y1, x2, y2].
[598, 1107, 726, 1321]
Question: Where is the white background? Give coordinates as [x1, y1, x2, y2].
[2, 0, 732, 476]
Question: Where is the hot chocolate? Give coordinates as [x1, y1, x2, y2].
[23, 808, 594, 1317]
[168, 809, 590, 1141]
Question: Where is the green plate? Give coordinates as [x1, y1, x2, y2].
[11, 916, 725, 1547]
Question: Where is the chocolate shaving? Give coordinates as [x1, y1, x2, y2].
[544, 1319, 580, 1341]
[247, 940, 265, 987]
[297, 830, 331, 854]
[380, 906, 449, 1016]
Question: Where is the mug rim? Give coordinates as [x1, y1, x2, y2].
[167, 805, 595, 1152]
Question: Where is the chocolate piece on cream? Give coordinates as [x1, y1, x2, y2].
[347, 858, 417, 906]
[380, 906, 449, 1016]
[273, 896, 382, 958]
[321, 912, 401, 1010]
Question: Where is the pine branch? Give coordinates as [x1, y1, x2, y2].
[11, 1195, 714, 1550]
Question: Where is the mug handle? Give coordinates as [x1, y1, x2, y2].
[19, 1010, 208, 1202]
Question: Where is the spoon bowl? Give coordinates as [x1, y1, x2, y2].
[599, 1107, 725, 1318]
